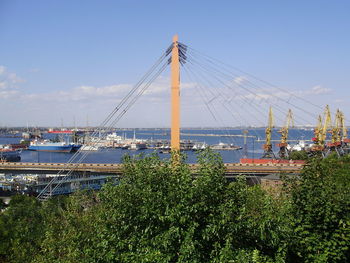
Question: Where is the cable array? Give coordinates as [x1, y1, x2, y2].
[37, 41, 336, 199]
[37, 45, 172, 200]
[180, 44, 336, 144]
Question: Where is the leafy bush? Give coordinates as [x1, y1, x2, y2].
[1, 150, 349, 262]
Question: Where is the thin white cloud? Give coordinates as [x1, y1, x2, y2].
[234, 88, 289, 102]
[12, 76, 194, 107]
[230, 83, 331, 104]
[20, 83, 132, 103]
[0, 66, 5, 75]
[0, 82, 6, 89]
[0, 67, 336, 127]
[0, 90, 20, 99]
[20, 77, 196, 104]
[72, 84, 131, 99]
[308, 85, 331, 95]
[233, 76, 246, 85]
[143, 76, 196, 96]
[0, 65, 24, 91]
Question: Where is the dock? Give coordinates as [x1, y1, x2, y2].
[0, 161, 303, 177]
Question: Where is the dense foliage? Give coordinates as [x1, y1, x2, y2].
[289, 150, 309, 160]
[0, 199, 5, 210]
[0, 150, 349, 262]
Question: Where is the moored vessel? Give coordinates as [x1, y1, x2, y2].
[28, 140, 74, 152]
[129, 142, 147, 150]
[0, 145, 21, 162]
[70, 144, 82, 152]
[210, 142, 242, 150]
[79, 145, 100, 151]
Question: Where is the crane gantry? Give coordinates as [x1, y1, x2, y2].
[311, 105, 331, 153]
[277, 109, 294, 158]
[262, 106, 275, 159]
[339, 111, 350, 144]
[320, 105, 332, 147]
[324, 109, 348, 156]
[259, 105, 348, 159]
[312, 114, 322, 146]
[330, 109, 341, 145]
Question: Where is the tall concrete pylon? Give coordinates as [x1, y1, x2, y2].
[171, 35, 180, 151]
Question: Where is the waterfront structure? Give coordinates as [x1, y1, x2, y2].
[28, 140, 74, 153]
[0, 147, 21, 162]
[171, 35, 180, 151]
[0, 161, 303, 196]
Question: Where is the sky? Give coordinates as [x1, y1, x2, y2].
[0, 0, 349, 128]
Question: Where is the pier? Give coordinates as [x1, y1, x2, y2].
[0, 161, 303, 176]
[0, 161, 303, 196]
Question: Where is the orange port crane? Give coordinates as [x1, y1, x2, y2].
[277, 109, 294, 158]
[262, 106, 275, 158]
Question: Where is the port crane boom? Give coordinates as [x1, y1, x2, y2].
[277, 109, 294, 158]
[325, 109, 347, 156]
[262, 106, 275, 158]
[320, 105, 332, 146]
[311, 105, 331, 153]
[313, 114, 323, 146]
[330, 109, 341, 145]
[339, 110, 349, 143]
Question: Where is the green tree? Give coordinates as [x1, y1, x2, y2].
[287, 156, 350, 262]
[9, 149, 350, 262]
[34, 150, 289, 262]
[33, 191, 99, 263]
[0, 195, 44, 263]
[0, 198, 6, 210]
[289, 150, 309, 160]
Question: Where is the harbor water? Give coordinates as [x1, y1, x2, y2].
[0, 128, 315, 164]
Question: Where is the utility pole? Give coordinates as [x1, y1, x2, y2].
[171, 35, 180, 151]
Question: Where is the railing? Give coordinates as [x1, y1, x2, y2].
[0, 161, 303, 174]
[0, 161, 303, 200]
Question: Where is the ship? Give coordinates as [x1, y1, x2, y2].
[0, 145, 21, 162]
[121, 144, 130, 150]
[79, 145, 100, 151]
[209, 142, 242, 150]
[28, 140, 74, 153]
[129, 142, 147, 150]
[70, 143, 82, 152]
[192, 142, 208, 151]
[9, 141, 29, 150]
[47, 129, 73, 134]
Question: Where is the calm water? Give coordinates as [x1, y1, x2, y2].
[0, 128, 314, 163]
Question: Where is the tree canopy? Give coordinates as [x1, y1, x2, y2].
[0, 150, 349, 262]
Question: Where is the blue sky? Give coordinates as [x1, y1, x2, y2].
[1, 0, 349, 127]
